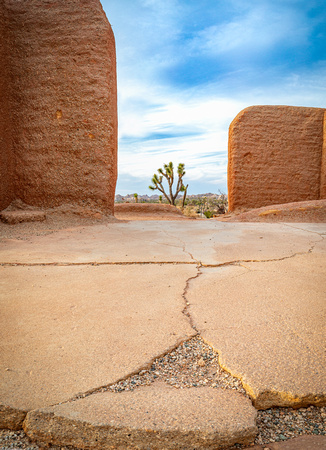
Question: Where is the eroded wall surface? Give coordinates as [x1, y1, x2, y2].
[321, 113, 326, 199]
[228, 105, 326, 212]
[0, 0, 117, 213]
[0, 2, 13, 210]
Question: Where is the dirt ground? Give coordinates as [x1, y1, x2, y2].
[115, 200, 326, 223]
[114, 202, 193, 221]
[220, 199, 326, 223]
[0, 200, 325, 241]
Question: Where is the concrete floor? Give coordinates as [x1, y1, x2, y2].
[0, 220, 325, 448]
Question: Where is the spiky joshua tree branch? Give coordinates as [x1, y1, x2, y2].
[149, 162, 188, 206]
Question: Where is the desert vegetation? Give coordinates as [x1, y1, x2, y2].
[149, 162, 188, 207]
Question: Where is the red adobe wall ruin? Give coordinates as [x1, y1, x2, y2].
[228, 105, 326, 212]
[0, 0, 117, 214]
[0, 1, 14, 210]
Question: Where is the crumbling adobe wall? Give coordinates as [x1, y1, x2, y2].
[0, 0, 117, 214]
[0, 2, 14, 211]
[228, 106, 326, 212]
[321, 114, 326, 199]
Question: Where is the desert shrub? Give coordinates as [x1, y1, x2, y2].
[204, 210, 213, 218]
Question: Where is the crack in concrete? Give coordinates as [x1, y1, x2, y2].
[50, 238, 203, 406]
[161, 229, 199, 264]
[182, 267, 202, 334]
[201, 244, 319, 268]
[47, 335, 198, 408]
[0, 261, 197, 267]
[2, 237, 323, 422]
[43, 270, 203, 407]
[282, 223, 326, 237]
[1, 242, 316, 268]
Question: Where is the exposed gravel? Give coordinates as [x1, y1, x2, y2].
[1, 337, 325, 449]
[253, 406, 326, 445]
[0, 429, 75, 449]
[104, 336, 246, 394]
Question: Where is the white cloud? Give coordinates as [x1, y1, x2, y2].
[104, 0, 326, 195]
[116, 62, 326, 194]
[189, 6, 308, 57]
[117, 78, 244, 194]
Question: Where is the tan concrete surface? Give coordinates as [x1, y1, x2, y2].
[188, 251, 326, 409]
[0, 220, 325, 448]
[0, 264, 196, 414]
[23, 382, 257, 449]
[243, 435, 326, 449]
[0, 221, 323, 265]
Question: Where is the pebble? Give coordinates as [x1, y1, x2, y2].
[105, 336, 247, 394]
[1, 337, 325, 449]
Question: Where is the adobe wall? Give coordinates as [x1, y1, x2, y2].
[321, 113, 326, 199]
[0, 2, 14, 210]
[0, 0, 117, 214]
[228, 105, 326, 212]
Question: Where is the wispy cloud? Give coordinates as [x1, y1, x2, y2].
[189, 6, 308, 57]
[103, 0, 326, 195]
[117, 80, 245, 194]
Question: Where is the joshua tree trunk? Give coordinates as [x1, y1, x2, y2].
[182, 184, 188, 208]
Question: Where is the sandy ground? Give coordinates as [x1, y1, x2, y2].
[0, 201, 325, 239]
[220, 199, 326, 223]
[115, 200, 326, 222]
[114, 202, 193, 221]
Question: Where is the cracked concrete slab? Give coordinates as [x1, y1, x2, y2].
[1, 220, 325, 448]
[188, 250, 326, 409]
[140, 222, 325, 265]
[0, 222, 324, 265]
[0, 224, 191, 264]
[0, 264, 196, 425]
[23, 382, 257, 449]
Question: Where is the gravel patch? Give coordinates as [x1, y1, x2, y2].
[1, 337, 325, 449]
[0, 429, 75, 449]
[104, 336, 246, 394]
[253, 406, 326, 445]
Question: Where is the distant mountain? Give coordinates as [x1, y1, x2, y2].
[115, 193, 223, 203]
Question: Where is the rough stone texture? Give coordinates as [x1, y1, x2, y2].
[23, 383, 257, 449]
[0, 210, 46, 224]
[321, 112, 326, 199]
[0, 1, 14, 211]
[228, 106, 326, 212]
[0, 0, 117, 214]
[0, 405, 26, 431]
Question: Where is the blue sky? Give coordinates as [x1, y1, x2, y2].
[102, 0, 326, 195]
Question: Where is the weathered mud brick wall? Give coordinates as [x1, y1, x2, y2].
[321, 113, 326, 199]
[228, 106, 326, 211]
[0, 2, 14, 210]
[0, 0, 117, 214]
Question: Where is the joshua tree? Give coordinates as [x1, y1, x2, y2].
[159, 195, 163, 203]
[134, 193, 138, 203]
[149, 162, 188, 206]
[182, 184, 188, 208]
